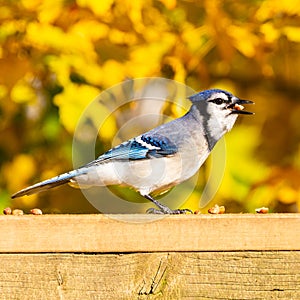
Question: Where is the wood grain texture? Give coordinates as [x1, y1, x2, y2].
[0, 252, 299, 300]
[0, 214, 299, 252]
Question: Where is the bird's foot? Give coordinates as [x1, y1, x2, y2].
[146, 207, 193, 215]
[143, 194, 193, 214]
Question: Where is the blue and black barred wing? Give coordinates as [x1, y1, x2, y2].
[85, 134, 178, 166]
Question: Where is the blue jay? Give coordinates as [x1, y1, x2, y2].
[11, 89, 253, 214]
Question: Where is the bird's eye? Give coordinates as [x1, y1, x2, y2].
[210, 98, 225, 105]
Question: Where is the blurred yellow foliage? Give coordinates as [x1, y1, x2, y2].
[0, 0, 300, 213]
[0, 84, 8, 99]
[256, 0, 300, 21]
[3, 154, 36, 191]
[283, 26, 300, 43]
[54, 83, 100, 133]
[77, 0, 114, 16]
[11, 78, 36, 103]
[277, 185, 299, 204]
[227, 25, 258, 58]
[260, 23, 280, 44]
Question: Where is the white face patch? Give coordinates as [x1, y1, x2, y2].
[208, 92, 229, 102]
[135, 136, 161, 150]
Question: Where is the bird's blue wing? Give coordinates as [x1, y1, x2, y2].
[85, 134, 178, 166]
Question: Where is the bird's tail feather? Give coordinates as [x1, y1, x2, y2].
[11, 168, 88, 199]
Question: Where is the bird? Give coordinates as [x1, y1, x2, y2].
[11, 89, 254, 214]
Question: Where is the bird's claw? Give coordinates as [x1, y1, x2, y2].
[173, 208, 193, 214]
[146, 207, 193, 214]
[146, 208, 165, 214]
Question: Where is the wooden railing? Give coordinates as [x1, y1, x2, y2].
[1, 214, 299, 299]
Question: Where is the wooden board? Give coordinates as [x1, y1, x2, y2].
[1, 252, 299, 299]
[0, 214, 299, 252]
[1, 214, 299, 299]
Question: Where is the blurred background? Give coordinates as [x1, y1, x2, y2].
[1, 0, 300, 213]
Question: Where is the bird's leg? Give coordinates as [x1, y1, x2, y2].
[143, 194, 193, 214]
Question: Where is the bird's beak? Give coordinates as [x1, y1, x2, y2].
[229, 99, 254, 115]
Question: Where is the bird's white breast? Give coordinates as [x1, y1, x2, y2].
[72, 143, 209, 195]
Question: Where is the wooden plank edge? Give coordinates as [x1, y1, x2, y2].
[1, 214, 299, 253]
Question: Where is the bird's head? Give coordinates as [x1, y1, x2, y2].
[188, 89, 254, 146]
